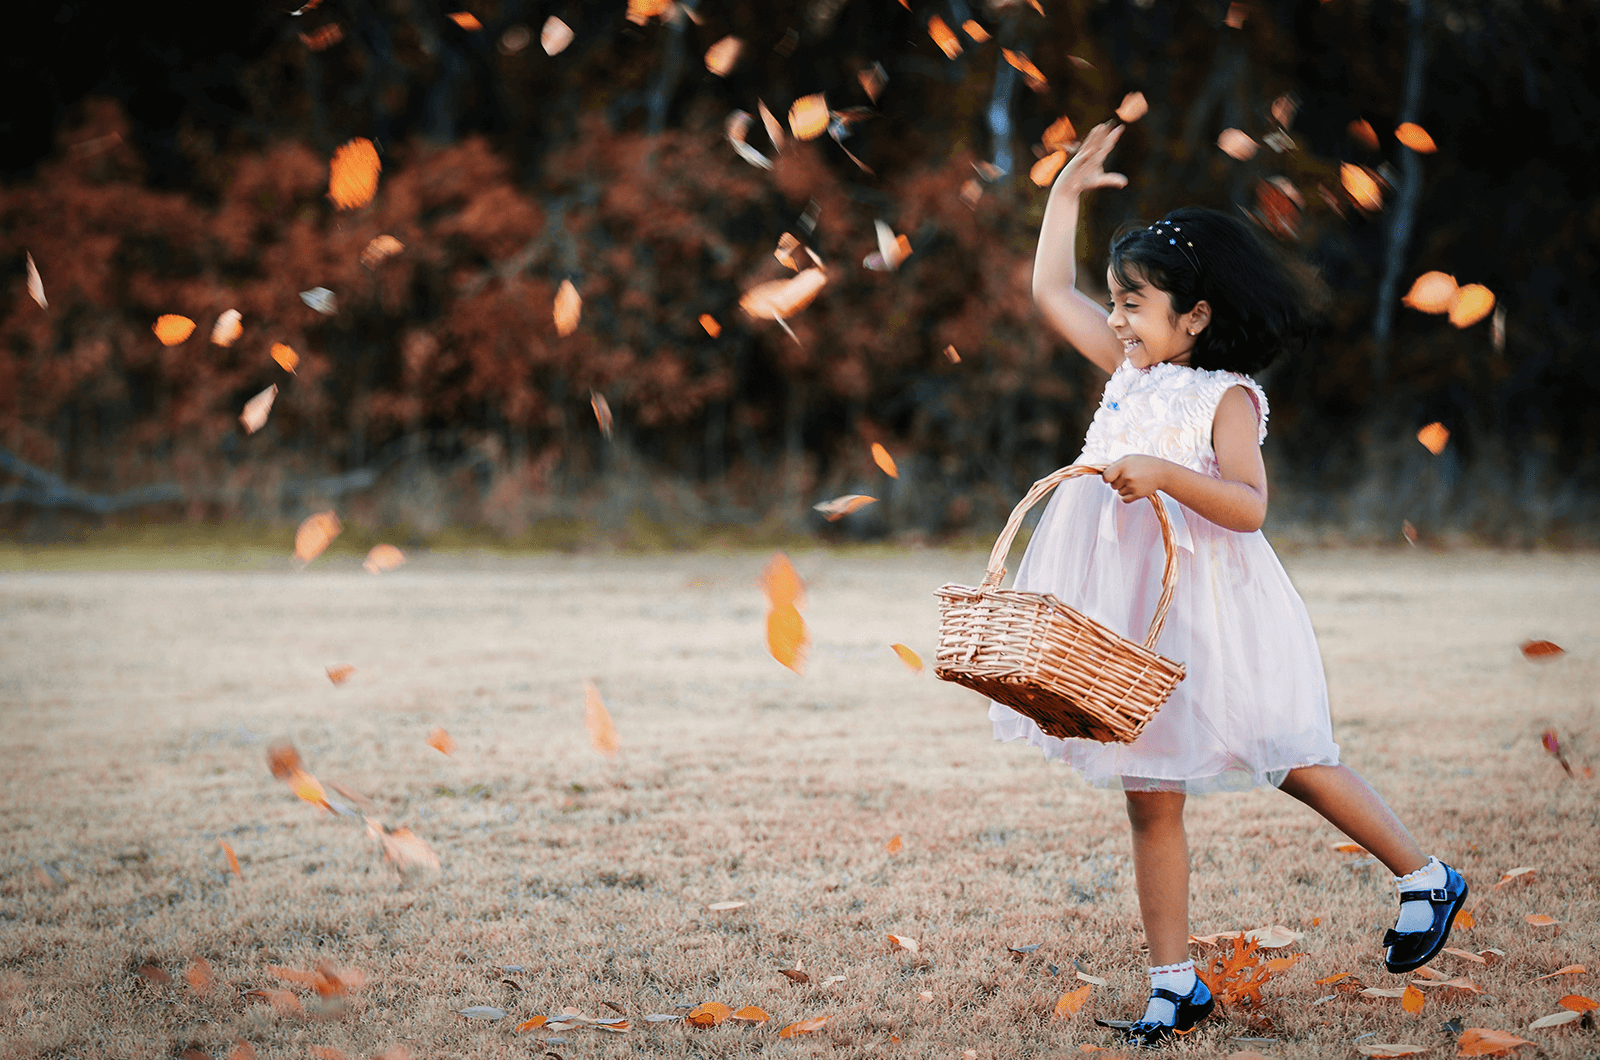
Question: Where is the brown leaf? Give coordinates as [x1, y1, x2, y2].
[730, 1005, 769, 1023]
[294, 511, 342, 566]
[778, 968, 810, 983]
[760, 553, 805, 610]
[1054, 983, 1092, 1016]
[1396, 123, 1437, 153]
[584, 680, 620, 756]
[1402, 984, 1426, 1014]
[1520, 641, 1564, 659]
[326, 664, 355, 684]
[363, 544, 405, 574]
[1559, 994, 1598, 1011]
[813, 494, 876, 521]
[1455, 1028, 1534, 1056]
[1002, 48, 1047, 90]
[360, 235, 405, 268]
[626, 0, 671, 23]
[299, 24, 344, 50]
[427, 728, 455, 755]
[1416, 422, 1449, 455]
[554, 279, 581, 336]
[687, 1002, 733, 1027]
[778, 1015, 829, 1038]
[699, 313, 721, 337]
[210, 309, 242, 346]
[1115, 92, 1148, 123]
[25, 251, 46, 309]
[309, 1048, 348, 1060]
[327, 138, 381, 209]
[928, 15, 962, 58]
[153, 315, 196, 345]
[704, 35, 742, 76]
[766, 603, 809, 674]
[540, 17, 573, 55]
[1224, 2, 1248, 27]
[228, 1041, 257, 1060]
[1496, 866, 1537, 887]
[1525, 913, 1559, 927]
[219, 841, 242, 879]
[1529, 965, 1586, 982]
[270, 342, 299, 373]
[267, 742, 302, 778]
[589, 391, 613, 440]
[1448, 284, 1495, 328]
[788, 94, 830, 140]
[239, 385, 277, 435]
[447, 12, 482, 30]
[1217, 129, 1258, 160]
[136, 964, 171, 984]
[890, 644, 923, 673]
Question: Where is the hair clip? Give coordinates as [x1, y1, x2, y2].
[1148, 219, 1202, 277]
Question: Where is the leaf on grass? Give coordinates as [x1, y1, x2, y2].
[1455, 1028, 1534, 1056]
[326, 664, 355, 685]
[1342, 163, 1383, 211]
[211, 309, 242, 346]
[25, 251, 46, 309]
[887, 933, 919, 954]
[554, 279, 581, 336]
[871, 442, 898, 478]
[1519, 642, 1563, 659]
[890, 644, 924, 673]
[1116, 92, 1148, 122]
[540, 17, 573, 55]
[687, 1002, 733, 1027]
[363, 544, 405, 573]
[584, 680, 620, 757]
[819, 975, 846, 987]
[1558, 994, 1598, 1011]
[730, 1006, 769, 1023]
[1362, 988, 1409, 999]
[760, 553, 805, 610]
[228, 1041, 257, 1060]
[767, 603, 809, 674]
[1402, 984, 1426, 1014]
[460, 1006, 506, 1020]
[1417, 422, 1449, 455]
[778, 1015, 829, 1038]
[1453, 907, 1475, 930]
[789, 94, 830, 140]
[778, 968, 810, 983]
[1395, 123, 1437, 153]
[1077, 971, 1109, 986]
[328, 138, 381, 209]
[1355, 1046, 1431, 1058]
[516, 1016, 549, 1032]
[239, 385, 277, 434]
[1054, 983, 1092, 1016]
[270, 342, 299, 373]
[360, 235, 404, 268]
[308, 1048, 347, 1060]
[1528, 1011, 1580, 1029]
[1244, 925, 1302, 948]
[705, 35, 742, 76]
[427, 728, 455, 755]
[1525, 914, 1559, 927]
[814, 494, 876, 520]
[707, 900, 747, 911]
[589, 391, 613, 440]
[1314, 972, 1353, 985]
[885, 834, 903, 853]
[1442, 948, 1486, 964]
[1001, 48, 1047, 90]
[1218, 129, 1258, 160]
[1497, 866, 1537, 886]
[1448, 285, 1495, 328]
[219, 840, 242, 879]
[137, 964, 171, 984]
[153, 315, 196, 345]
[593, 1018, 630, 1032]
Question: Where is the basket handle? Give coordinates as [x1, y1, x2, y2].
[979, 464, 1182, 651]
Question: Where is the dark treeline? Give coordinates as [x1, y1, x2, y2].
[2, 0, 1597, 542]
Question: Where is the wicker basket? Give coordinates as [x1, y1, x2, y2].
[934, 464, 1186, 744]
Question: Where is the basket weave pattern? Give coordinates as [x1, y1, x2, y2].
[934, 465, 1187, 744]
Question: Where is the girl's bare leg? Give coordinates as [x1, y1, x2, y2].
[1124, 790, 1191, 966]
[1279, 764, 1427, 876]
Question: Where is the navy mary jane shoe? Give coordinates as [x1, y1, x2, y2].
[1383, 862, 1468, 974]
[1124, 977, 1214, 1048]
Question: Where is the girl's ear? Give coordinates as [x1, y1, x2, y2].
[1187, 299, 1213, 336]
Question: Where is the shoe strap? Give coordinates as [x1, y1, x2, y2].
[1149, 987, 1184, 1005]
[1399, 887, 1452, 903]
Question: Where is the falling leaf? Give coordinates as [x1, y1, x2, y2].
[239, 385, 277, 435]
[740, 268, 827, 331]
[363, 544, 405, 574]
[271, 343, 300, 373]
[864, 220, 913, 272]
[584, 680, 620, 757]
[687, 1002, 733, 1027]
[25, 251, 46, 309]
[327, 138, 381, 210]
[1040, 116, 1077, 153]
[376, 824, 440, 876]
[778, 1016, 829, 1038]
[360, 235, 404, 268]
[959, 178, 983, 207]
[498, 24, 530, 53]
[294, 511, 342, 565]
[963, 19, 991, 41]
[1272, 95, 1298, 128]
[1490, 304, 1506, 351]
[1416, 422, 1449, 455]
[766, 603, 809, 674]
[1055, 983, 1092, 1017]
[788, 94, 830, 140]
[1225, 2, 1248, 27]
[730, 1006, 769, 1023]
[447, 11, 481, 30]
[326, 664, 355, 685]
[1520, 641, 1563, 659]
[554, 279, 581, 336]
[699, 313, 721, 337]
[1348, 118, 1380, 150]
[540, 17, 573, 54]
[627, 0, 671, 23]
[1030, 150, 1068, 186]
[211, 309, 243, 346]
[871, 442, 898, 478]
[928, 16, 962, 57]
[707, 900, 747, 911]
[705, 35, 742, 76]
[888, 934, 920, 954]
[813, 494, 876, 520]
[1559, 994, 1598, 1011]
[1528, 1011, 1580, 1029]
[773, 232, 802, 270]
[459, 1005, 505, 1020]
[299, 24, 344, 50]
[1396, 123, 1437, 153]
[1455, 1028, 1534, 1056]
[885, 834, 903, 853]
[890, 644, 923, 673]
[1525, 913, 1559, 927]
[1355, 1046, 1431, 1058]
[220, 841, 242, 879]
[427, 728, 455, 755]
[1402, 984, 1426, 1014]
[1402, 520, 1418, 547]
[758, 100, 786, 152]
[1218, 129, 1258, 160]
[1402, 271, 1457, 313]
[1002, 49, 1047, 90]
[1342, 163, 1383, 210]
[944, 344, 961, 363]
[1116, 92, 1149, 122]
[760, 553, 804, 609]
[858, 63, 887, 102]
[287, 767, 332, 811]
[153, 314, 197, 345]
[1448, 284, 1495, 328]
[267, 742, 302, 779]
[590, 391, 614, 440]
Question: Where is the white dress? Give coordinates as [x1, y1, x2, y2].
[989, 359, 1341, 793]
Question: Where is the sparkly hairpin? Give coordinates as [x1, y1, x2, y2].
[1147, 218, 1201, 276]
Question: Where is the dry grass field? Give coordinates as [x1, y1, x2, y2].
[1, 545, 1596, 1059]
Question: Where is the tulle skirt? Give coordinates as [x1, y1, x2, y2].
[989, 474, 1341, 793]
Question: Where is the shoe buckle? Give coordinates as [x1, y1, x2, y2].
[1428, 888, 1450, 902]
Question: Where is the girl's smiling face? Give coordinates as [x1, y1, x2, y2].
[1105, 264, 1210, 370]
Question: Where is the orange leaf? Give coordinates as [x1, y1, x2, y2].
[730, 1005, 769, 1023]
[1218, 129, 1258, 160]
[136, 964, 171, 984]
[626, 0, 671, 23]
[1448, 284, 1495, 328]
[858, 63, 887, 103]
[1342, 163, 1383, 211]
[1030, 150, 1068, 187]
[540, 16, 573, 55]
[287, 767, 332, 812]
[1002, 49, 1047, 90]
[740, 268, 827, 326]
[590, 391, 614, 440]
[885, 834, 903, 853]
[363, 544, 405, 573]
[871, 442, 898, 478]
[211, 309, 243, 346]
[185, 958, 215, 995]
[1496, 866, 1538, 884]
[447, 11, 481, 29]
[760, 553, 805, 609]
[1116, 92, 1149, 123]
[1455, 1028, 1534, 1056]
[1315, 972, 1353, 985]
[1416, 422, 1449, 455]
[1331, 841, 1369, 854]
[1559, 994, 1598, 1012]
[516, 1016, 549, 1032]
[704, 35, 742, 76]
[153, 315, 196, 345]
[266, 742, 302, 778]
[1042, 116, 1077, 151]
[758, 100, 785, 152]
[219, 840, 242, 879]
[375, 824, 440, 876]
[326, 664, 355, 685]
[788, 94, 830, 140]
[687, 1002, 733, 1027]
[1401, 984, 1425, 1014]
[962, 19, 990, 42]
[427, 728, 455, 755]
[1402, 271, 1458, 313]
[584, 680, 620, 756]
[699, 313, 721, 337]
[1532, 965, 1586, 982]
[1525, 913, 1559, 927]
[1453, 907, 1475, 930]
[766, 603, 809, 674]
[360, 235, 404, 268]
[813, 494, 876, 521]
[778, 1015, 829, 1038]
[554, 279, 581, 336]
[944, 344, 962, 363]
[299, 24, 344, 51]
[244, 987, 303, 1014]
[928, 16, 962, 58]
[1225, 2, 1248, 27]
[266, 965, 322, 988]
[294, 511, 341, 565]
[327, 138, 381, 209]
[890, 644, 924, 673]
[239, 385, 276, 435]
[270, 342, 299, 373]
[887, 933, 920, 954]
[1395, 122, 1437, 153]
[1054, 983, 1092, 1016]
[1348, 118, 1379, 150]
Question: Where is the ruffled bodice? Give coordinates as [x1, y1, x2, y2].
[1079, 360, 1268, 476]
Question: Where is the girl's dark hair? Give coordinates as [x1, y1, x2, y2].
[1108, 207, 1311, 374]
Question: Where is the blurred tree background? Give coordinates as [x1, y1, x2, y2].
[1, 0, 1596, 544]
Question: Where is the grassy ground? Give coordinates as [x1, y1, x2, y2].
[1, 546, 1595, 1059]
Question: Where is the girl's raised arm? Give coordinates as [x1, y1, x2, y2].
[1032, 122, 1128, 376]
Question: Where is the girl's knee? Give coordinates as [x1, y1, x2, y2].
[1125, 790, 1186, 831]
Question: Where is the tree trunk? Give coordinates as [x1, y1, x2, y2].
[1371, 0, 1429, 375]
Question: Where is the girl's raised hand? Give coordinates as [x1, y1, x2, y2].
[1055, 121, 1128, 194]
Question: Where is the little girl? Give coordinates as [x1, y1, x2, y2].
[998, 121, 1468, 1046]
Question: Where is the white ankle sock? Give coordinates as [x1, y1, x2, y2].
[1142, 960, 1197, 1025]
[1393, 856, 1447, 933]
